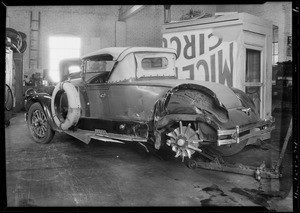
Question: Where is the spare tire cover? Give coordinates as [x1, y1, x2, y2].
[51, 82, 81, 130]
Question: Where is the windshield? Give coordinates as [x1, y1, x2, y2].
[86, 60, 116, 73]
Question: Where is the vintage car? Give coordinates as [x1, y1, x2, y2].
[25, 47, 274, 161]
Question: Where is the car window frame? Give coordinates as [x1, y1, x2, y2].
[82, 54, 117, 84]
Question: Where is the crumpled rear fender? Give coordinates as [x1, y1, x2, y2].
[25, 92, 61, 132]
[153, 83, 228, 132]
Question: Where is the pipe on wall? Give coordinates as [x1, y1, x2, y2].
[164, 5, 171, 23]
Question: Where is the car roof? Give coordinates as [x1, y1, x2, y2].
[81, 47, 177, 61]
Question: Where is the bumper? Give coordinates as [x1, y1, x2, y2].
[217, 117, 275, 146]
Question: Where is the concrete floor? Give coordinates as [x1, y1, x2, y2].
[5, 110, 293, 210]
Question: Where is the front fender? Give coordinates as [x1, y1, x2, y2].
[25, 91, 61, 132]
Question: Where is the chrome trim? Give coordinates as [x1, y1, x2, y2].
[217, 118, 275, 146]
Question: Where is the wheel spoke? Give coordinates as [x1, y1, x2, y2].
[184, 123, 191, 135]
[186, 149, 192, 158]
[188, 145, 202, 153]
[166, 139, 172, 146]
[174, 128, 180, 136]
[175, 149, 181, 158]
[188, 130, 199, 139]
[36, 127, 41, 137]
[167, 132, 177, 139]
[36, 110, 41, 120]
[42, 125, 47, 133]
[40, 127, 45, 137]
[179, 121, 183, 135]
[41, 113, 47, 123]
[32, 116, 38, 124]
[166, 122, 203, 160]
[191, 139, 203, 143]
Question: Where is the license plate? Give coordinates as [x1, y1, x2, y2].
[95, 129, 107, 136]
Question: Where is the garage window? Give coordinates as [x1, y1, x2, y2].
[245, 48, 263, 116]
[49, 36, 81, 82]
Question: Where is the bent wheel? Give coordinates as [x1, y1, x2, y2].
[27, 103, 55, 144]
[166, 121, 202, 161]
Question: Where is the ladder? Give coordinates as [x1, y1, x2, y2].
[29, 11, 41, 71]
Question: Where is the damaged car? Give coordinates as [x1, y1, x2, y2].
[25, 47, 274, 161]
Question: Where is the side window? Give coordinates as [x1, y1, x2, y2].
[86, 61, 108, 72]
[141, 57, 168, 70]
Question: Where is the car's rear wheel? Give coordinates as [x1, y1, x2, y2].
[27, 103, 55, 144]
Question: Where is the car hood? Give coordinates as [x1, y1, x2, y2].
[135, 79, 242, 109]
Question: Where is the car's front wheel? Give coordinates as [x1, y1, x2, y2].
[27, 102, 55, 144]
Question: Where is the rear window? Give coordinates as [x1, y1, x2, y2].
[141, 57, 168, 70]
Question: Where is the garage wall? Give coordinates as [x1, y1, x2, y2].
[6, 6, 119, 76]
[9, 4, 289, 76]
[216, 2, 292, 62]
[125, 5, 216, 47]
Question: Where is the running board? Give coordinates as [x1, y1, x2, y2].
[64, 129, 147, 144]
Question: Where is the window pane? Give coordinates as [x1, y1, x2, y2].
[246, 49, 261, 82]
[245, 86, 260, 115]
[142, 57, 168, 70]
[274, 43, 278, 54]
[86, 60, 116, 73]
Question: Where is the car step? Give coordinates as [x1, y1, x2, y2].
[64, 129, 147, 144]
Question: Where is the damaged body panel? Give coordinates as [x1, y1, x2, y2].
[25, 47, 274, 159]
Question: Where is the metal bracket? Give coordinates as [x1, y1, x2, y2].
[187, 158, 280, 179]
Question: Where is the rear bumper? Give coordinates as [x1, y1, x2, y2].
[217, 117, 275, 146]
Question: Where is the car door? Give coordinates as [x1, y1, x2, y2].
[83, 83, 110, 119]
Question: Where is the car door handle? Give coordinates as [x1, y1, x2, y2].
[99, 93, 106, 98]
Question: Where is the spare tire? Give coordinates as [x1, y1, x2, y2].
[6, 28, 22, 52]
[51, 82, 81, 130]
[18, 31, 27, 40]
[19, 40, 27, 53]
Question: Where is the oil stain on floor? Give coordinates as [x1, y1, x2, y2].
[199, 184, 240, 206]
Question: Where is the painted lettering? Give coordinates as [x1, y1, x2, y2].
[196, 60, 209, 81]
[162, 38, 167, 48]
[163, 31, 236, 87]
[183, 35, 196, 59]
[210, 54, 216, 82]
[218, 42, 233, 87]
[170, 36, 181, 58]
[183, 64, 194, 80]
[199, 33, 205, 55]
[208, 33, 223, 51]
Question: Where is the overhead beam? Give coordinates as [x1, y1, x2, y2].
[119, 5, 145, 21]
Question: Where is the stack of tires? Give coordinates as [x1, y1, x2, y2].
[6, 28, 27, 53]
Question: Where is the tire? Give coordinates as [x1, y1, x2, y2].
[5, 84, 13, 111]
[18, 31, 27, 40]
[19, 40, 27, 53]
[51, 82, 81, 130]
[6, 28, 22, 51]
[209, 139, 249, 156]
[27, 102, 55, 144]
